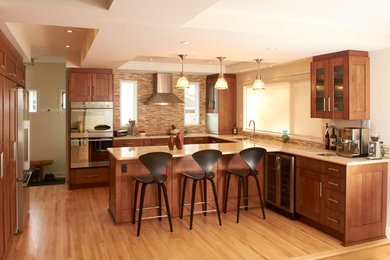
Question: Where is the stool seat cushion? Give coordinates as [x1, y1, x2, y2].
[227, 169, 258, 177]
[134, 174, 167, 184]
[182, 171, 215, 180]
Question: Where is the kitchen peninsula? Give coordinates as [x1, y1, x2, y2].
[108, 136, 389, 246]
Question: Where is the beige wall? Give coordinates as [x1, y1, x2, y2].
[369, 48, 390, 235]
[26, 62, 66, 178]
[113, 70, 207, 134]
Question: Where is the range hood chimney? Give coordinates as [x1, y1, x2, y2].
[146, 73, 184, 105]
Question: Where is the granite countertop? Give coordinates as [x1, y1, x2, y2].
[108, 134, 390, 166]
[113, 133, 210, 140]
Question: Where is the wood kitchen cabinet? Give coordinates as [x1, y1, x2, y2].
[69, 68, 113, 102]
[311, 50, 370, 120]
[296, 156, 387, 245]
[0, 32, 6, 76]
[206, 74, 236, 134]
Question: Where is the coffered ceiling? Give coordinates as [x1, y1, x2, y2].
[0, 0, 389, 73]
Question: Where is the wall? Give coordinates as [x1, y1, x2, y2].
[26, 62, 66, 178]
[369, 48, 390, 235]
[113, 70, 207, 134]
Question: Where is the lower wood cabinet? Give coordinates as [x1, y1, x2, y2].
[69, 167, 109, 189]
[296, 156, 387, 245]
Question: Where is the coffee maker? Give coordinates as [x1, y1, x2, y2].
[335, 128, 369, 158]
[367, 133, 384, 159]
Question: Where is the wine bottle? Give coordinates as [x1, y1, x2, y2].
[324, 123, 330, 150]
[330, 127, 337, 151]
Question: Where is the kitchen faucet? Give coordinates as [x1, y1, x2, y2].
[249, 120, 256, 139]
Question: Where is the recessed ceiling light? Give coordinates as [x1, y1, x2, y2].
[67, 29, 73, 33]
[266, 47, 276, 51]
[65, 45, 71, 48]
[208, 61, 212, 64]
[149, 58, 154, 61]
[180, 40, 191, 45]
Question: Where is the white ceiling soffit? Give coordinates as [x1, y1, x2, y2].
[1, 0, 390, 69]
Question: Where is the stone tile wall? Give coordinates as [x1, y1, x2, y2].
[113, 70, 207, 134]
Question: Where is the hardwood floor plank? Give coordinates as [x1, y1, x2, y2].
[6, 185, 385, 260]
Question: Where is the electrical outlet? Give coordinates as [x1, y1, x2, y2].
[121, 164, 127, 173]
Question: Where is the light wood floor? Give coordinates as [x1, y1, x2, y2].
[6, 185, 389, 260]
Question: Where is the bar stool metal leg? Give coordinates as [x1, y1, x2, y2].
[190, 179, 198, 230]
[203, 179, 207, 216]
[132, 180, 139, 224]
[180, 176, 187, 219]
[237, 176, 242, 223]
[224, 172, 231, 213]
[210, 178, 222, 226]
[161, 182, 173, 232]
[253, 175, 266, 220]
[137, 183, 147, 237]
[158, 183, 162, 221]
[245, 176, 249, 211]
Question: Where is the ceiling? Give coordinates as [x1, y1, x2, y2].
[1, 0, 390, 73]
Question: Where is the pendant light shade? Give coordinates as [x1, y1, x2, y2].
[215, 57, 228, 90]
[176, 54, 190, 89]
[253, 59, 265, 90]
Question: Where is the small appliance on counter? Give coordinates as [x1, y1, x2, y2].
[367, 133, 385, 160]
[335, 127, 369, 158]
[114, 130, 128, 137]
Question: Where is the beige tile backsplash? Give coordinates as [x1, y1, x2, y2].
[113, 70, 207, 134]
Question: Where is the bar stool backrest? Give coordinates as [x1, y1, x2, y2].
[239, 147, 267, 173]
[139, 152, 173, 183]
[192, 149, 222, 178]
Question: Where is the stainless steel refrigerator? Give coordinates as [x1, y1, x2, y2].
[16, 87, 31, 233]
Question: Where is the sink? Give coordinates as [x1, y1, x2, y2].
[316, 153, 335, 157]
[234, 137, 249, 141]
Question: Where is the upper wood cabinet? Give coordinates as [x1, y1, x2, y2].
[206, 74, 236, 135]
[311, 50, 370, 120]
[0, 33, 6, 76]
[69, 69, 113, 102]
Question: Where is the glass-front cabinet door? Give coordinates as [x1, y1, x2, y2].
[329, 57, 348, 119]
[311, 60, 330, 118]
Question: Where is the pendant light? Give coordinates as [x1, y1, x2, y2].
[176, 54, 190, 89]
[252, 58, 265, 90]
[215, 57, 228, 90]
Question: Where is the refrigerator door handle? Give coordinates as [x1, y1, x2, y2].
[1, 152, 3, 178]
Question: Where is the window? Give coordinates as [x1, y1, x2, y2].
[120, 80, 137, 126]
[29, 90, 38, 113]
[243, 83, 290, 133]
[184, 82, 200, 125]
[59, 89, 66, 110]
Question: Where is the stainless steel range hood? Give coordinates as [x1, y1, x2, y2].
[147, 73, 184, 105]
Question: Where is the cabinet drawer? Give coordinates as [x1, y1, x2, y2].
[325, 189, 345, 212]
[296, 156, 325, 173]
[143, 139, 152, 146]
[325, 163, 345, 178]
[70, 167, 109, 185]
[325, 176, 345, 193]
[325, 208, 345, 233]
[113, 139, 143, 147]
[151, 138, 168, 146]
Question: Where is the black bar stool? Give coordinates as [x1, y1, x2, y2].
[179, 149, 222, 230]
[223, 147, 266, 223]
[132, 152, 173, 236]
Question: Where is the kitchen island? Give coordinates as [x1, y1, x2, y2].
[108, 136, 389, 246]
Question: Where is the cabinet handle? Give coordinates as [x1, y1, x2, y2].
[328, 97, 331, 112]
[328, 181, 339, 187]
[85, 175, 99, 178]
[1, 152, 3, 178]
[0, 64, 5, 69]
[323, 97, 326, 111]
[328, 198, 339, 204]
[328, 167, 340, 172]
[319, 182, 322, 197]
[327, 217, 339, 223]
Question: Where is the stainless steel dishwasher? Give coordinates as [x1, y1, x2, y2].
[265, 152, 297, 219]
